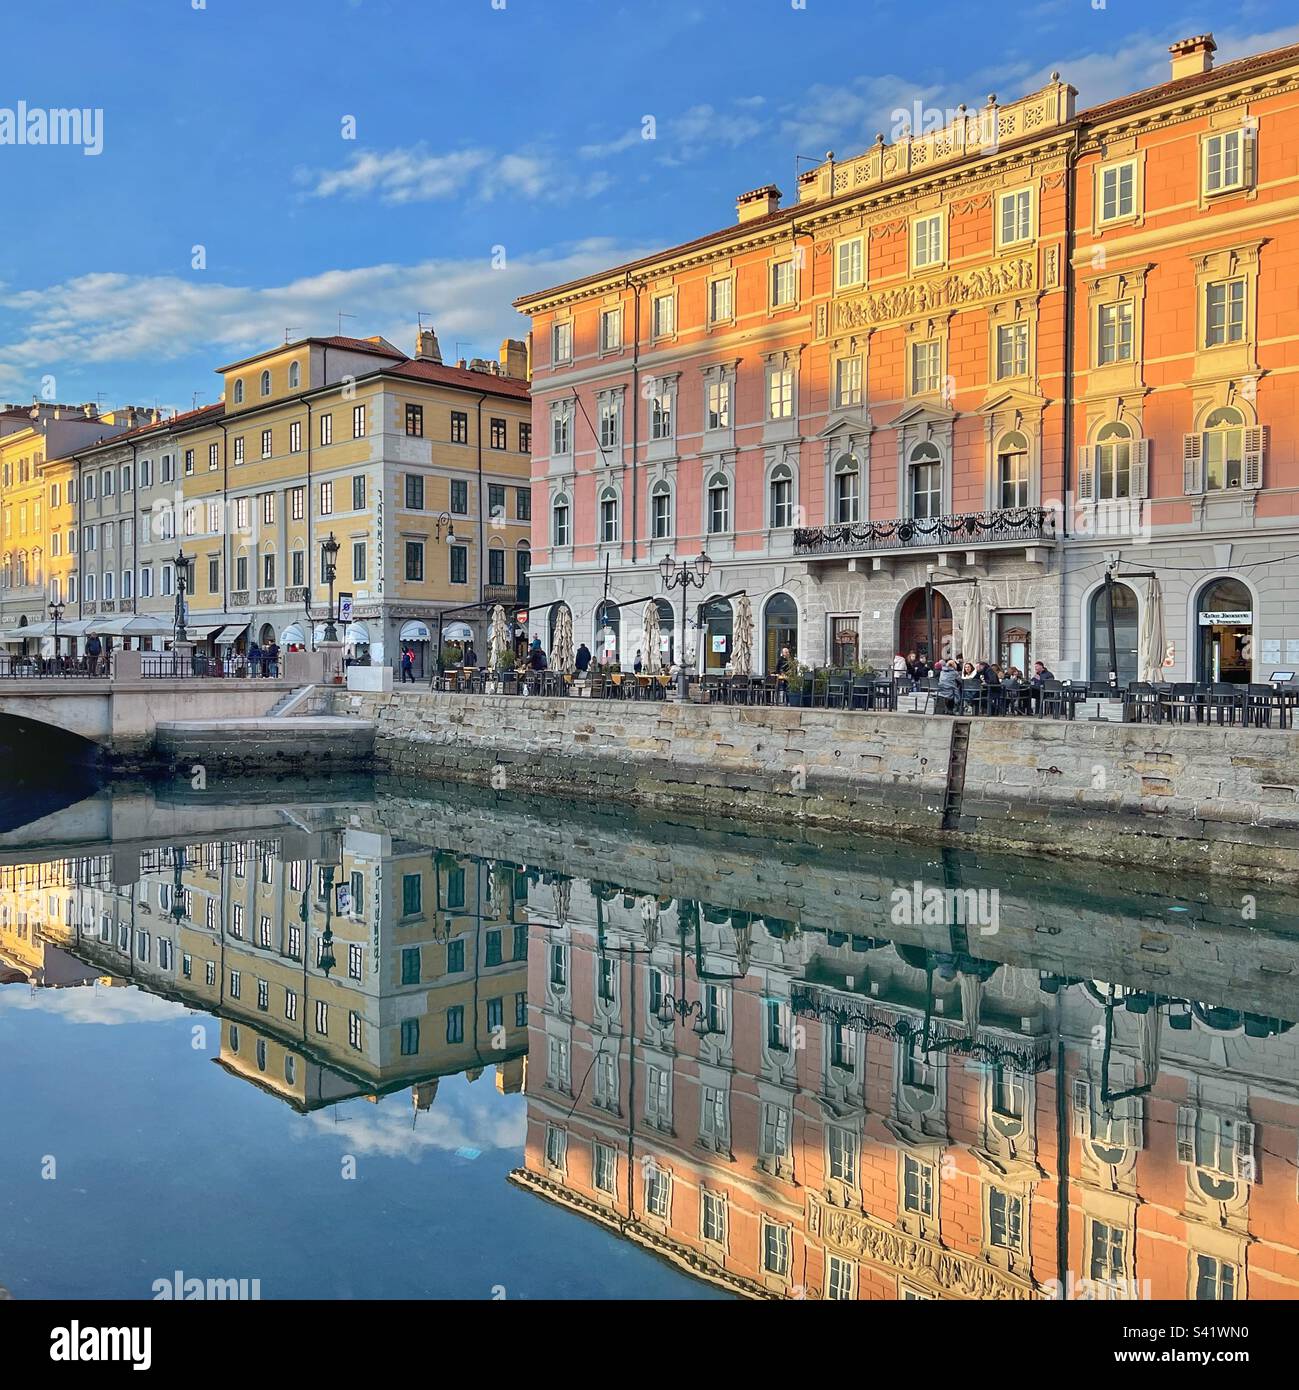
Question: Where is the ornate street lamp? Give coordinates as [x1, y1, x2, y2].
[173, 548, 189, 646]
[658, 551, 712, 696]
[321, 532, 340, 644]
[47, 597, 64, 671]
[432, 512, 456, 544]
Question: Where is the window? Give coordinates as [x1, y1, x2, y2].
[516, 488, 531, 521]
[701, 1191, 726, 1245]
[552, 495, 570, 546]
[352, 474, 365, 511]
[259, 369, 271, 397]
[400, 1018, 420, 1056]
[834, 456, 860, 523]
[768, 367, 794, 420]
[488, 483, 506, 518]
[1200, 406, 1250, 492]
[770, 259, 796, 307]
[645, 1063, 671, 1127]
[706, 380, 730, 430]
[519, 422, 531, 452]
[545, 1124, 567, 1169]
[650, 482, 672, 540]
[760, 1101, 790, 1161]
[488, 547, 505, 586]
[836, 355, 863, 408]
[1204, 128, 1250, 196]
[902, 1155, 935, 1217]
[140, 566, 153, 597]
[593, 1143, 617, 1194]
[645, 1166, 670, 1219]
[290, 487, 304, 520]
[999, 188, 1032, 245]
[289, 360, 301, 388]
[708, 276, 733, 324]
[997, 431, 1030, 508]
[233, 436, 244, 465]
[1097, 301, 1134, 364]
[836, 235, 865, 289]
[352, 404, 366, 438]
[401, 947, 420, 985]
[599, 488, 618, 543]
[600, 307, 622, 352]
[828, 1125, 859, 1185]
[233, 378, 244, 404]
[1088, 1220, 1125, 1287]
[291, 550, 303, 586]
[769, 465, 793, 528]
[449, 478, 468, 515]
[996, 322, 1029, 379]
[1099, 161, 1136, 223]
[551, 404, 571, 455]
[911, 339, 941, 394]
[826, 1254, 856, 1301]
[1194, 1254, 1237, 1301]
[260, 429, 272, 459]
[319, 413, 332, 445]
[1205, 279, 1246, 346]
[208, 442, 220, 471]
[762, 1221, 790, 1276]
[650, 390, 673, 440]
[263, 552, 276, 588]
[351, 541, 366, 583]
[909, 442, 942, 518]
[449, 545, 468, 584]
[989, 1188, 1023, 1251]
[652, 294, 675, 337]
[451, 410, 468, 444]
[315, 1000, 328, 1035]
[1096, 420, 1133, 500]
[319, 481, 333, 515]
[551, 320, 573, 363]
[599, 399, 620, 451]
[289, 420, 301, 452]
[348, 1011, 362, 1049]
[401, 873, 422, 915]
[405, 403, 423, 437]
[547, 1033, 570, 1086]
[912, 213, 943, 268]
[490, 417, 507, 449]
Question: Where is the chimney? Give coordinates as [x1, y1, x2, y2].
[1169, 33, 1216, 80]
[414, 327, 443, 364]
[499, 337, 528, 381]
[736, 184, 781, 224]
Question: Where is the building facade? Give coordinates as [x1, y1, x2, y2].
[516, 33, 1299, 683]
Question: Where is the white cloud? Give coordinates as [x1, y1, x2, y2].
[0, 982, 188, 1025]
[0, 238, 649, 397]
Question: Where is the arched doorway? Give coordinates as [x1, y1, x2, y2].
[652, 597, 674, 666]
[1088, 582, 1139, 685]
[258, 623, 275, 647]
[1197, 577, 1252, 684]
[898, 587, 952, 664]
[594, 600, 620, 667]
[764, 593, 798, 672]
[701, 596, 733, 672]
[399, 619, 432, 678]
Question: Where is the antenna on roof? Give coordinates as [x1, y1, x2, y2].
[454, 341, 474, 362]
[338, 311, 358, 336]
[284, 327, 304, 345]
[417, 311, 435, 331]
[192, 391, 205, 412]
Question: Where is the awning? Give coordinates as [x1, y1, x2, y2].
[90, 615, 135, 637]
[214, 623, 249, 645]
[345, 622, 370, 645]
[19, 621, 53, 638]
[400, 620, 432, 641]
[279, 623, 305, 646]
[443, 621, 473, 642]
[122, 615, 176, 637]
[57, 618, 92, 638]
[184, 622, 227, 640]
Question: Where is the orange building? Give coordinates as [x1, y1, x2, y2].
[516, 33, 1299, 685]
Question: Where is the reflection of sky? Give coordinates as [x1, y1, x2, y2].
[0, 984, 725, 1301]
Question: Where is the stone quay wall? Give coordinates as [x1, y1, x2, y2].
[351, 691, 1299, 884]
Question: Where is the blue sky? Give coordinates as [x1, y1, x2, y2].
[2, 0, 1296, 413]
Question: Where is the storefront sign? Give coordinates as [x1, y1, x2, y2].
[1198, 610, 1251, 625]
[711, 635, 727, 654]
[339, 594, 354, 623]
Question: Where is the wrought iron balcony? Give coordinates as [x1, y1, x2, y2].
[483, 583, 530, 608]
[794, 506, 1056, 559]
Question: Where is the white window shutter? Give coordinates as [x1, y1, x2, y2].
[1243, 124, 1259, 189]
[1076, 445, 1094, 503]
[1243, 425, 1267, 489]
[1234, 1120, 1257, 1182]
[1176, 1106, 1196, 1164]
[1132, 438, 1150, 498]
[1183, 433, 1203, 494]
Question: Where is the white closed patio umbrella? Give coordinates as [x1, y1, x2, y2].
[551, 603, 574, 674]
[488, 604, 510, 669]
[961, 587, 986, 665]
[732, 594, 754, 675]
[1140, 575, 1166, 683]
[641, 600, 663, 673]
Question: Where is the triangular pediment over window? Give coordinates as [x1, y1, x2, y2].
[977, 386, 1048, 418]
[817, 408, 873, 440]
[891, 400, 957, 430]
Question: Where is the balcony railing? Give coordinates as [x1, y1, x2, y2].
[483, 583, 530, 607]
[794, 506, 1056, 559]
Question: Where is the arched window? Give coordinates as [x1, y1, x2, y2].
[1204, 406, 1245, 491]
[769, 464, 793, 528]
[552, 494, 570, 547]
[650, 480, 672, 540]
[595, 600, 620, 665]
[1096, 420, 1132, 500]
[701, 596, 733, 672]
[285, 1055, 297, 1085]
[599, 487, 619, 543]
[1089, 581, 1138, 684]
[834, 455, 860, 524]
[1197, 576, 1253, 684]
[260, 369, 272, 397]
[707, 472, 730, 534]
[653, 597, 675, 665]
[256, 1039, 267, 1072]
[908, 442, 942, 518]
[996, 431, 1029, 509]
[233, 378, 245, 405]
[763, 592, 798, 672]
[229, 1024, 240, 1054]
[288, 361, 301, 389]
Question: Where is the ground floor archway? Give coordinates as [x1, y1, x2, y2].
[898, 587, 953, 664]
[1088, 582, 1138, 685]
[1196, 577, 1252, 684]
[763, 592, 798, 673]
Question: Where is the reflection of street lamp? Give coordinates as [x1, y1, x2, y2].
[654, 901, 724, 1037]
[658, 551, 712, 695]
[321, 532, 340, 644]
[170, 846, 187, 925]
[319, 863, 337, 977]
[48, 598, 64, 669]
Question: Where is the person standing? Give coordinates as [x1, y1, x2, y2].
[85, 633, 102, 678]
[575, 642, 592, 674]
[401, 648, 415, 683]
[248, 641, 262, 678]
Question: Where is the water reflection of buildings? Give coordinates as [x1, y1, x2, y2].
[510, 876, 1299, 1301]
[0, 823, 529, 1112]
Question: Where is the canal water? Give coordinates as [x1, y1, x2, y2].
[1, 772, 1296, 1302]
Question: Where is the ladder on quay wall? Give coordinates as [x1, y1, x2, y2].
[941, 720, 971, 830]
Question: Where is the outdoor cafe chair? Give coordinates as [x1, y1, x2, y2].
[1207, 681, 1244, 725]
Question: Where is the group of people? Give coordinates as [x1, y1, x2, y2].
[891, 650, 1056, 714]
[244, 641, 280, 678]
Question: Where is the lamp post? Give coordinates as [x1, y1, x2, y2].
[47, 597, 64, 673]
[431, 514, 457, 680]
[658, 551, 712, 697]
[321, 532, 340, 643]
[654, 902, 723, 1037]
[319, 863, 337, 978]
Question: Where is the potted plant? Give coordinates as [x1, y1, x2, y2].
[786, 659, 807, 706]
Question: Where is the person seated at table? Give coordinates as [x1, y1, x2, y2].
[962, 661, 976, 677]
[1030, 659, 1054, 686]
[892, 652, 908, 682]
[976, 660, 998, 686]
[528, 643, 548, 671]
[575, 642, 592, 674]
[1005, 666, 1025, 683]
[936, 660, 961, 713]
